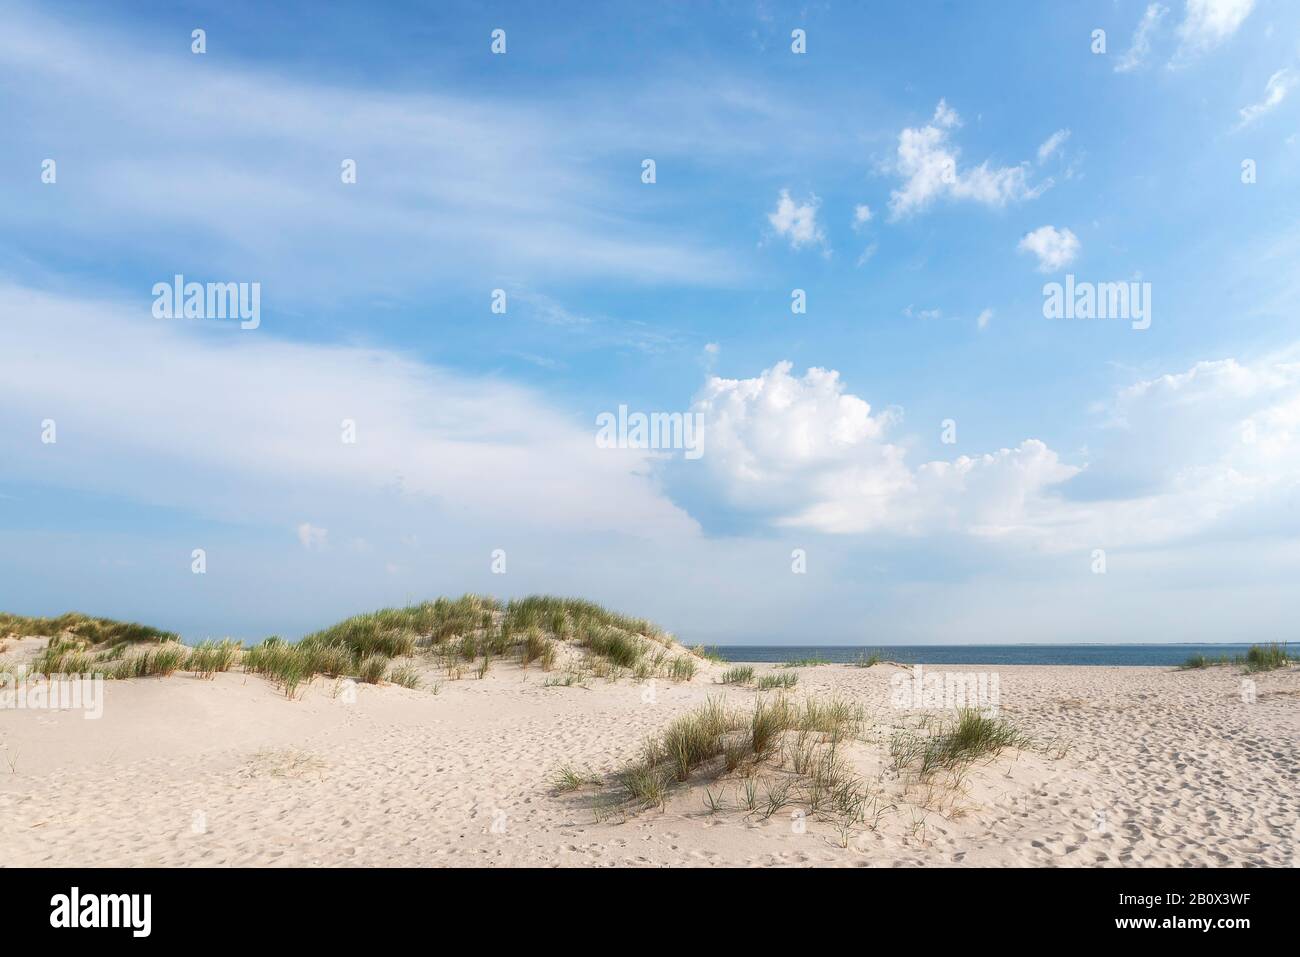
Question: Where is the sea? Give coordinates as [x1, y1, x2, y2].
[711, 644, 1285, 667]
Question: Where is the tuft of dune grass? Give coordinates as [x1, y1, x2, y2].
[106, 642, 191, 679]
[357, 654, 389, 685]
[757, 672, 797, 691]
[583, 696, 1037, 841]
[719, 665, 754, 685]
[1180, 643, 1291, 673]
[598, 692, 872, 839]
[519, 628, 549, 668]
[551, 764, 599, 793]
[34, 637, 193, 680]
[669, 656, 697, 682]
[243, 640, 312, 697]
[388, 662, 421, 689]
[579, 624, 647, 670]
[185, 640, 240, 679]
[1242, 642, 1289, 673]
[32, 640, 100, 676]
[890, 708, 1030, 779]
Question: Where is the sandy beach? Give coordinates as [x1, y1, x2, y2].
[3, 634, 1296, 868]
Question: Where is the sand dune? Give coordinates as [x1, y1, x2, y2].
[1, 636, 1296, 867]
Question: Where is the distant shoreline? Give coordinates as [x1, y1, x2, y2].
[710, 643, 1287, 667]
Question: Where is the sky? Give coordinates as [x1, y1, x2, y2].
[2, 0, 1298, 644]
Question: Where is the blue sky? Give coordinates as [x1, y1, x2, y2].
[2, 0, 1299, 644]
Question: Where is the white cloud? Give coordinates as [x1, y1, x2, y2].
[1036, 129, 1071, 163]
[888, 100, 1046, 219]
[1173, 0, 1255, 62]
[0, 9, 744, 292]
[1236, 68, 1296, 128]
[977, 308, 993, 330]
[1071, 353, 1300, 547]
[0, 284, 698, 544]
[1018, 225, 1080, 272]
[688, 362, 1078, 535]
[910, 441, 1082, 539]
[852, 204, 873, 228]
[1116, 4, 1169, 73]
[8, 281, 1300, 641]
[297, 523, 329, 550]
[767, 189, 827, 251]
[689, 362, 909, 531]
[687, 352, 1300, 547]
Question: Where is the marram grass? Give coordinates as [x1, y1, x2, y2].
[7, 594, 704, 693]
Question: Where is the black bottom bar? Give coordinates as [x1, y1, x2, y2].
[0, 866, 1283, 943]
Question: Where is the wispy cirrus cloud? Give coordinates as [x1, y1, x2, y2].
[1236, 68, 1296, 128]
[1036, 129, 1071, 164]
[0, 283, 698, 542]
[0, 8, 747, 295]
[1115, 4, 1169, 73]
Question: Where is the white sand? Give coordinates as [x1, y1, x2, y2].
[2, 639, 1296, 867]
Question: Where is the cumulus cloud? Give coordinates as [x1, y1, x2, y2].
[910, 441, 1082, 539]
[686, 352, 1300, 548]
[1173, 0, 1255, 62]
[1115, 4, 1169, 73]
[1236, 68, 1296, 128]
[1018, 225, 1080, 272]
[888, 100, 1047, 219]
[767, 189, 827, 251]
[852, 204, 873, 228]
[689, 362, 904, 526]
[688, 361, 1078, 535]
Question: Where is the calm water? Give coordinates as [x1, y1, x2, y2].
[712, 644, 1280, 667]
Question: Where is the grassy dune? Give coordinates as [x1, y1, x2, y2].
[2, 595, 705, 697]
[0, 611, 177, 647]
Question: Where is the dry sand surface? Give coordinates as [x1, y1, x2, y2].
[2, 637, 1297, 867]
